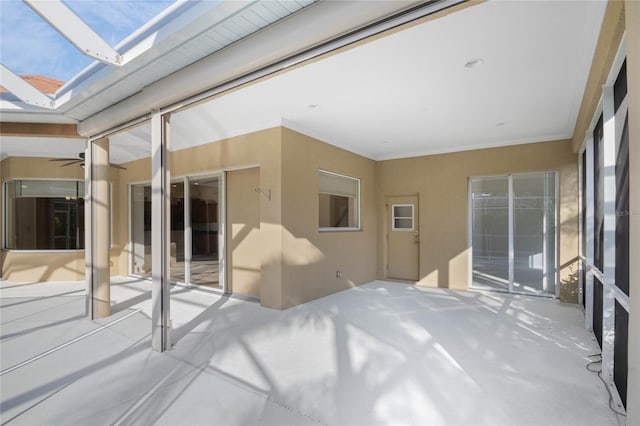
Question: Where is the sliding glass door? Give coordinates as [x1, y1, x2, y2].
[470, 172, 558, 297]
[130, 174, 223, 289]
[470, 176, 510, 292]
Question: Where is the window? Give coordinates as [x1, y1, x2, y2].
[392, 204, 414, 230]
[4, 180, 85, 250]
[318, 170, 359, 230]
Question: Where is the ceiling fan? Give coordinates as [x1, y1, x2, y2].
[49, 152, 126, 170]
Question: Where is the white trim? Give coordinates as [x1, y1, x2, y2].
[150, 112, 171, 352]
[24, 0, 122, 66]
[467, 178, 473, 291]
[601, 84, 617, 383]
[318, 169, 361, 231]
[391, 204, 414, 231]
[605, 34, 627, 86]
[585, 134, 595, 330]
[2, 178, 86, 251]
[578, 148, 584, 306]
[85, 139, 93, 317]
[184, 176, 192, 287]
[469, 172, 559, 298]
[0, 64, 54, 109]
[554, 171, 560, 299]
[508, 175, 514, 294]
[219, 172, 227, 294]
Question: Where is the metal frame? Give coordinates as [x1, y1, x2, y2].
[0, 64, 54, 109]
[391, 204, 415, 231]
[184, 176, 192, 287]
[468, 172, 560, 298]
[318, 169, 361, 232]
[507, 175, 514, 294]
[601, 84, 617, 383]
[2, 177, 86, 251]
[85, 140, 94, 318]
[24, 0, 122, 66]
[127, 169, 230, 294]
[151, 112, 171, 352]
[585, 134, 595, 330]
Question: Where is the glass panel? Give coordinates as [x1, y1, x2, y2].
[190, 177, 220, 287]
[594, 115, 604, 271]
[394, 218, 413, 230]
[593, 277, 604, 348]
[319, 171, 359, 229]
[471, 176, 509, 292]
[319, 193, 357, 228]
[394, 205, 412, 218]
[512, 172, 556, 296]
[615, 114, 629, 296]
[614, 59, 627, 113]
[5, 180, 84, 250]
[614, 301, 629, 408]
[131, 184, 151, 277]
[170, 181, 185, 283]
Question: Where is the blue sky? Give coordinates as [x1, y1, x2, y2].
[0, 0, 174, 83]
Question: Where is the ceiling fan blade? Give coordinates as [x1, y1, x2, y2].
[49, 158, 80, 162]
[109, 163, 127, 170]
[60, 160, 83, 167]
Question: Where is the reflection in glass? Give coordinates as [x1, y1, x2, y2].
[189, 177, 220, 287]
[131, 184, 151, 277]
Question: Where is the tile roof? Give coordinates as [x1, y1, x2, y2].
[0, 75, 64, 95]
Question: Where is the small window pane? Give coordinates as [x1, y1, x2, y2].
[392, 204, 414, 230]
[319, 171, 359, 229]
[394, 218, 413, 229]
[394, 205, 412, 218]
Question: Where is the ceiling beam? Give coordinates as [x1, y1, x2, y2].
[0, 64, 54, 109]
[0, 122, 82, 138]
[24, 0, 122, 66]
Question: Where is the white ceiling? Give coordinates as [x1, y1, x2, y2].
[2, 0, 607, 163]
[170, 0, 607, 160]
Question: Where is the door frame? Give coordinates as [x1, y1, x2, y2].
[128, 170, 227, 292]
[467, 172, 560, 298]
[384, 193, 420, 281]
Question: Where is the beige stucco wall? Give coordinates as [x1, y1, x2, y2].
[226, 167, 261, 298]
[280, 128, 378, 308]
[376, 139, 579, 302]
[2, 132, 580, 305]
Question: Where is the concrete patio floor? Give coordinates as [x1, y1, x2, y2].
[0, 279, 622, 425]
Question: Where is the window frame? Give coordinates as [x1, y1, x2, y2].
[391, 204, 414, 231]
[318, 169, 361, 232]
[3, 178, 86, 252]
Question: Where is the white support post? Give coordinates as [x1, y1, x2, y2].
[184, 176, 192, 286]
[585, 136, 595, 330]
[220, 172, 228, 294]
[542, 173, 549, 294]
[24, 0, 122, 66]
[85, 140, 93, 318]
[601, 85, 617, 383]
[578, 150, 584, 306]
[508, 175, 514, 293]
[151, 112, 171, 352]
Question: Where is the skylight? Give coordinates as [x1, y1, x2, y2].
[0, 0, 175, 83]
